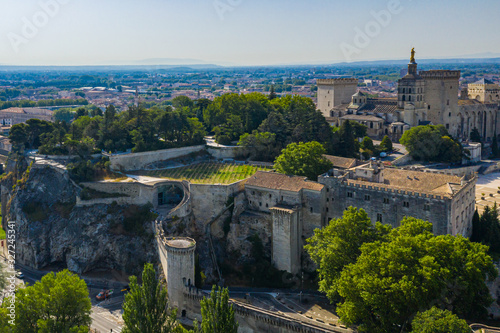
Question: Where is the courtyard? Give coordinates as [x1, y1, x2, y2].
[476, 172, 500, 214]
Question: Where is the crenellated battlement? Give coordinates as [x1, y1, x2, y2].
[341, 180, 449, 200]
[317, 78, 358, 85]
[420, 70, 461, 80]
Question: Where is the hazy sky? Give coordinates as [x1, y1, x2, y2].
[1, 0, 499, 66]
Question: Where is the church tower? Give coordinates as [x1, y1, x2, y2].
[398, 48, 425, 110]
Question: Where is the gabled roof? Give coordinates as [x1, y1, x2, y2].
[323, 155, 360, 169]
[472, 78, 495, 85]
[358, 98, 399, 114]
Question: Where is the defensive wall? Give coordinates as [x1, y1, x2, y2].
[76, 180, 191, 217]
[107, 144, 247, 171]
[189, 180, 247, 227]
[153, 194, 348, 332]
[108, 145, 205, 171]
[207, 145, 245, 160]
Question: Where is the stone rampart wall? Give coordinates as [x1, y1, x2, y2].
[207, 146, 244, 160]
[109, 145, 205, 171]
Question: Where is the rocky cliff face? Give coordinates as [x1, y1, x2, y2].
[4, 163, 157, 275]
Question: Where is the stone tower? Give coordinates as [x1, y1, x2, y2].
[420, 70, 460, 135]
[162, 237, 196, 309]
[400, 49, 426, 127]
[270, 206, 301, 275]
[398, 50, 425, 109]
[317, 78, 358, 117]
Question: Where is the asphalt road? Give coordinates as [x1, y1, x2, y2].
[0, 259, 124, 333]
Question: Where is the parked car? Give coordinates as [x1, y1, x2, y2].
[96, 289, 113, 301]
[380, 152, 387, 158]
[16, 272, 24, 279]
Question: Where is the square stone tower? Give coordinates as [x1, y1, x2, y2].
[317, 78, 358, 117]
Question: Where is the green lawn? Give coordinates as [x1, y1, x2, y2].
[141, 162, 272, 184]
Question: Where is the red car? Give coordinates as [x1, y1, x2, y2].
[96, 290, 113, 301]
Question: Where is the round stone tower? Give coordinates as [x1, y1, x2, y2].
[164, 237, 196, 309]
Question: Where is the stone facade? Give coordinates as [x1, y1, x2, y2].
[317, 51, 500, 142]
[245, 172, 325, 275]
[319, 162, 476, 237]
[317, 78, 358, 116]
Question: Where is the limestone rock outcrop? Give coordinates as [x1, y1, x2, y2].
[3, 164, 156, 275]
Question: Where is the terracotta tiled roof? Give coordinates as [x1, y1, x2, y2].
[382, 168, 462, 195]
[458, 99, 483, 105]
[341, 114, 383, 122]
[246, 171, 324, 192]
[358, 98, 399, 114]
[323, 155, 359, 169]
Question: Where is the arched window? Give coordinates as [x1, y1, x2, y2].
[402, 95, 406, 102]
[409, 88, 412, 94]
[408, 95, 412, 101]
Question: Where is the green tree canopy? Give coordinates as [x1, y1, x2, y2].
[122, 263, 183, 333]
[305, 207, 391, 301]
[410, 307, 470, 333]
[471, 203, 500, 253]
[307, 214, 497, 333]
[14, 270, 91, 333]
[380, 135, 393, 152]
[274, 141, 333, 181]
[400, 125, 464, 163]
[198, 286, 238, 333]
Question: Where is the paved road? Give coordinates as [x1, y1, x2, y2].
[91, 305, 123, 333]
[0, 259, 124, 332]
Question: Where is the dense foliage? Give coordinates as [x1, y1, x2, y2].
[9, 93, 373, 163]
[471, 204, 500, 253]
[10, 270, 91, 332]
[122, 263, 184, 333]
[306, 208, 497, 333]
[400, 125, 466, 163]
[410, 307, 470, 333]
[274, 141, 333, 181]
[9, 103, 206, 154]
[196, 286, 238, 333]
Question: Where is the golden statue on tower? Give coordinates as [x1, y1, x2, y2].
[410, 48, 416, 63]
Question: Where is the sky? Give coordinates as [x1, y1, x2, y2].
[1, 0, 499, 66]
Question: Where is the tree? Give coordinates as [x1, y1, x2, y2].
[470, 127, 481, 143]
[471, 203, 500, 253]
[268, 85, 277, 100]
[334, 218, 496, 332]
[411, 307, 470, 333]
[305, 207, 391, 301]
[334, 120, 360, 158]
[274, 141, 333, 181]
[14, 270, 91, 332]
[400, 125, 464, 163]
[199, 286, 238, 333]
[238, 131, 278, 162]
[380, 135, 393, 152]
[492, 131, 499, 158]
[122, 263, 182, 333]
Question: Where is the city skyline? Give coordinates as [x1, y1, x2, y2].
[1, 0, 500, 66]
